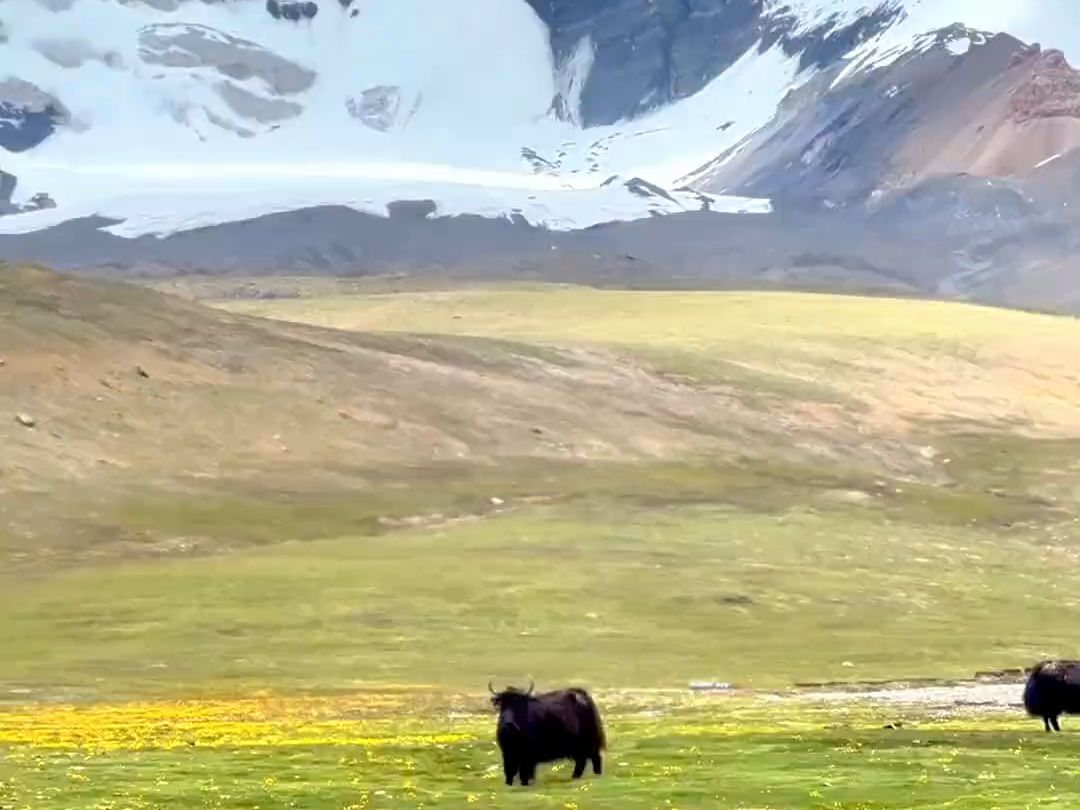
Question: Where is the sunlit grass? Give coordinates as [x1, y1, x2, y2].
[216, 286, 1080, 432]
[7, 280, 1080, 807]
[3, 500, 1080, 700]
[2, 693, 1079, 809]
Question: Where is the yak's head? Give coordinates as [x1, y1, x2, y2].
[489, 680, 534, 729]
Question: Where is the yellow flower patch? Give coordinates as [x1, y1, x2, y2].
[0, 695, 481, 752]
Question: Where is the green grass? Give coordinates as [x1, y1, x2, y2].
[3, 486, 1078, 699]
[11, 440, 1069, 570]
[8, 280, 1080, 807]
[3, 699, 1079, 810]
[213, 286, 1080, 368]
[211, 285, 1076, 343]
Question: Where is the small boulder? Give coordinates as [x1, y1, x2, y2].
[15, 413, 35, 428]
[27, 192, 55, 210]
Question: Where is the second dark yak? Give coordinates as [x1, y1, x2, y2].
[1023, 659, 1080, 731]
[488, 681, 606, 786]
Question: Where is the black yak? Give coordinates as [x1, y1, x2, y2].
[1023, 660, 1080, 731]
[488, 681, 606, 786]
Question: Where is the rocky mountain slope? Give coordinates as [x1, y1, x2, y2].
[691, 29, 1080, 206]
[2, 0, 1080, 310]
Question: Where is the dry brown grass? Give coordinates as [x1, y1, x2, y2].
[5, 269, 968, 496]
[4, 272, 686, 491]
[6, 267, 1080, 571]
[215, 284, 1080, 438]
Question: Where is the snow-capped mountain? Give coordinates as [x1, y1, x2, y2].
[1, 0, 1078, 238]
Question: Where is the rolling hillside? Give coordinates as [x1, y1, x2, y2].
[4, 265, 809, 564]
[3, 266, 1080, 695]
[215, 282, 1080, 439]
[6, 266, 1080, 810]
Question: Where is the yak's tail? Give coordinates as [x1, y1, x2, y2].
[572, 688, 607, 750]
[1024, 660, 1054, 717]
[1023, 673, 1041, 716]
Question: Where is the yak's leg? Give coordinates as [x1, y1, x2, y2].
[1045, 716, 1053, 732]
[502, 754, 518, 786]
[572, 756, 587, 779]
[591, 751, 603, 775]
[519, 761, 536, 787]
[1052, 715, 1062, 732]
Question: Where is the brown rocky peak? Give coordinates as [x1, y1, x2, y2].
[1009, 48, 1080, 123]
[1040, 48, 1071, 70]
[1009, 42, 1041, 67]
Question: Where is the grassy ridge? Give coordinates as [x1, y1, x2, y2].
[217, 287, 1080, 461]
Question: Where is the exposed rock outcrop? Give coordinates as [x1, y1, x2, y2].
[346, 86, 405, 132]
[0, 78, 69, 152]
[0, 170, 59, 216]
[33, 37, 124, 70]
[0, 171, 17, 214]
[526, 0, 900, 126]
[265, 0, 318, 21]
[691, 29, 1080, 208]
[1009, 48, 1080, 122]
[137, 23, 316, 96]
[214, 82, 302, 124]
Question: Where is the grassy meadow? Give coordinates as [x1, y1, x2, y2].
[4, 696, 1080, 809]
[5, 274, 1080, 807]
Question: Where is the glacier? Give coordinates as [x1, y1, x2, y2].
[0, 0, 1077, 236]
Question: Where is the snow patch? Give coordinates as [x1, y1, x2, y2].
[946, 37, 973, 56]
[0, 163, 770, 237]
[823, 0, 1077, 93]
